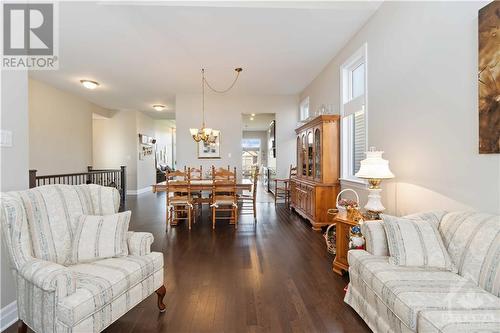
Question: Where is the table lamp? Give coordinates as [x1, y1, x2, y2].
[355, 147, 395, 219]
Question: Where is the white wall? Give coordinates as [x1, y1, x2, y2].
[93, 111, 137, 190]
[301, 1, 500, 215]
[176, 94, 298, 178]
[136, 112, 156, 190]
[29, 79, 111, 175]
[0, 71, 29, 322]
[154, 119, 176, 169]
[93, 110, 159, 192]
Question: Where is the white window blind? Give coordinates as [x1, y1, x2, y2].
[340, 44, 367, 183]
[300, 97, 310, 121]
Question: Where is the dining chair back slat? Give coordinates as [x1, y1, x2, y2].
[166, 169, 194, 230]
[211, 166, 238, 229]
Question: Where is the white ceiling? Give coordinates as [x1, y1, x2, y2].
[29, 1, 381, 119]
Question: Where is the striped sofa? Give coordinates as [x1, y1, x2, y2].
[0, 184, 165, 333]
[345, 211, 500, 333]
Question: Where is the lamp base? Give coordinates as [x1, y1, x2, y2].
[365, 210, 381, 220]
[363, 187, 385, 220]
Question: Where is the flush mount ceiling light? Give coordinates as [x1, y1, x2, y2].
[250, 117, 254, 121]
[152, 104, 166, 111]
[251, 113, 256, 116]
[80, 80, 99, 90]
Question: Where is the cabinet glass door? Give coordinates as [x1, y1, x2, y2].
[301, 134, 307, 176]
[296, 136, 301, 175]
[314, 128, 321, 179]
[307, 131, 313, 177]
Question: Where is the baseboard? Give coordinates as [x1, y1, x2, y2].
[0, 301, 18, 332]
[126, 187, 151, 195]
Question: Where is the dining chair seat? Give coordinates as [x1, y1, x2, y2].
[211, 195, 237, 207]
[170, 196, 194, 207]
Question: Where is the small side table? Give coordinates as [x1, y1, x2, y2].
[332, 214, 359, 275]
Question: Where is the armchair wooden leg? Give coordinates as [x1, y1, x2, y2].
[18, 321, 27, 333]
[155, 285, 166, 313]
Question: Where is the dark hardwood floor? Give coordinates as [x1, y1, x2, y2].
[7, 191, 370, 333]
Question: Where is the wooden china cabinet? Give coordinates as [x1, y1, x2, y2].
[290, 115, 341, 231]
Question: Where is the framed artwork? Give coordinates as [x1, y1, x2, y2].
[197, 136, 221, 159]
[478, 1, 500, 153]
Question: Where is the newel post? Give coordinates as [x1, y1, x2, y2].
[29, 170, 37, 188]
[120, 166, 127, 205]
[86, 166, 93, 184]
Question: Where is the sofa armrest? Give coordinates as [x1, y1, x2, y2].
[19, 259, 76, 298]
[127, 231, 154, 256]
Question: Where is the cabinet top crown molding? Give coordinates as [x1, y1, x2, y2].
[295, 115, 340, 133]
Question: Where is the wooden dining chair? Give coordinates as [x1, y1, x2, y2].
[239, 167, 259, 223]
[166, 169, 194, 230]
[274, 164, 297, 206]
[188, 166, 205, 219]
[210, 166, 238, 229]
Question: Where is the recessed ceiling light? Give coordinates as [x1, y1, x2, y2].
[152, 104, 166, 111]
[250, 117, 254, 121]
[80, 80, 99, 90]
[251, 113, 256, 116]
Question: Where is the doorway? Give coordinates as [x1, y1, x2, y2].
[241, 113, 276, 202]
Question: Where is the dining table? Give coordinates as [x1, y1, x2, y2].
[151, 178, 253, 193]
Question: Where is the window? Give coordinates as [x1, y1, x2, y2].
[299, 96, 310, 121]
[340, 44, 367, 183]
[241, 138, 261, 149]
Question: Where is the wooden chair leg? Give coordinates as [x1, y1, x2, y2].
[212, 206, 216, 229]
[188, 206, 191, 230]
[18, 321, 27, 333]
[234, 206, 238, 229]
[155, 285, 166, 313]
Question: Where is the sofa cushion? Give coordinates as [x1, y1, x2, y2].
[439, 211, 500, 296]
[57, 252, 163, 326]
[382, 214, 456, 271]
[360, 220, 389, 256]
[348, 250, 500, 331]
[361, 211, 446, 257]
[418, 309, 500, 333]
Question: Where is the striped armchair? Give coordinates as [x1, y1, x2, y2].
[0, 184, 165, 333]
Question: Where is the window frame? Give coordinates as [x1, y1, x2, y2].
[340, 43, 368, 186]
[299, 96, 310, 121]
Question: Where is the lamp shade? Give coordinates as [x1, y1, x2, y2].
[355, 148, 395, 179]
[189, 128, 198, 136]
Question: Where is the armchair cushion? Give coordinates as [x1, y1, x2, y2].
[70, 211, 131, 264]
[58, 252, 163, 327]
[16, 184, 120, 265]
[127, 231, 154, 256]
[19, 259, 76, 298]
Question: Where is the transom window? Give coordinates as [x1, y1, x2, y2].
[340, 44, 367, 183]
[299, 96, 310, 121]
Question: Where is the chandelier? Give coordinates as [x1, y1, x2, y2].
[190, 67, 243, 143]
